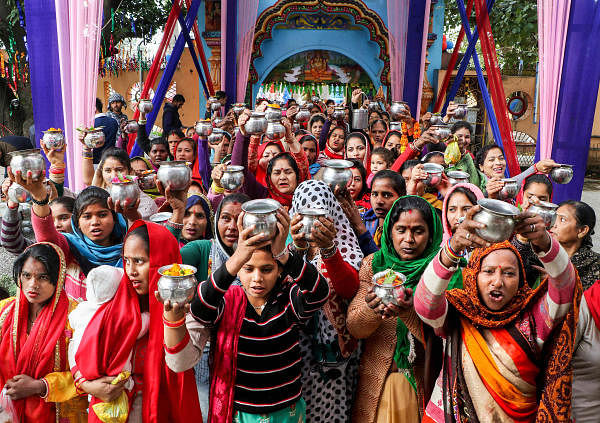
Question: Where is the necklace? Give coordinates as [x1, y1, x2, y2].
[252, 303, 265, 312]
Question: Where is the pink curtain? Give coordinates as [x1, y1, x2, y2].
[387, 0, 411, 100]
[537, 0, 571, 159]
[55, 0, 103, 191]
[236, 0, 260, 102]
[415, 0, 431, 117]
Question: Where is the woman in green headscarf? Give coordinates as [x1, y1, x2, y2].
[347, 195, 444, 423]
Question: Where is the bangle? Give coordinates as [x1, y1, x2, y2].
[446, 238, 465, 259]
[410, 142, 422, 152]
[166, 219, 184, 229]
[163, 315, 186, 328]
[320, 244, 337, 259]
[292, 240, 309, 251]
[82, 150, 93, 159]
[442, 246, 460, 265]
[273, 248, 288, 260]
[31, 193, 50, 206]
[211, 181, 224, 194]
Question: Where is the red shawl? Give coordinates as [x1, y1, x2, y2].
[0, 242, 70, 422]
[584, 280, 600, 330]
[255, 140, 284, 187]
[266, 152, 303, 208]
[75, 221, 202, 423]
[209, 286, 246, 423]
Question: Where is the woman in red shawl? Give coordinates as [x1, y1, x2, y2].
[72, 221, 202, 422]
[317, 124, 346, 164]
[0, 242, 87, 422]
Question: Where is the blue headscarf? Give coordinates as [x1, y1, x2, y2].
[63, 213, 128, 275]
[184, 194, 214, 240]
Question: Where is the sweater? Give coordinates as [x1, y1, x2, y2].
[191, 251, 330, 414]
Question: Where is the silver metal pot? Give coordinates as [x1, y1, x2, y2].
[498, 178, 519, 201]
[110, 177, 140, 207]
[367, 101, 380, 112]
[124, 120, 139, 133]
[245, 112, 268, 135]
[195, 119, 213, 137]
[528, 201, 559, 228]
[446, 170, 470, 186]
[430, 124, 452, 141]
[242, 199, 281, 239]
[265, 121, 285, 140]
[429, 113, 444, 126]
[9, 149, 45, 181]
[322, 159, 353, 191]
[453, 103, 468, 119]
[390, 101, 409, 120]
[472, 198, 520, 243]
[208, 128, 224, 145]
[423, 163, 444, 187]
[298, 208, 328, 240]
[389, 121, 402, 131]
[149, 212, 172, 225]
[221, 165, 244, 191]
[296, 108, 311, 123]
[311, 95, 320, 104]
[42, 129, 65, 150]
[157, 161, 192, 191]
[232, 103, 246, 116]
[332, 106, 345, 121]
[157, 264, 198, 304]
[265, 105, 282, 122]
[209, 97, 221, 112]
[7, 182, 30, 204]
[138, 99, 153, 115]
[212, 116, 224, 127]
[305, 102, 314, 111]
[352, 108, 368, 129]
[550, 164, 573, 184]
[84, 128, 106, 149]
[138, 170, 157, 191]
[372, 270, 407, 306]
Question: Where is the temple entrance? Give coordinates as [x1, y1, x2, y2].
[257, 49, 376, 103]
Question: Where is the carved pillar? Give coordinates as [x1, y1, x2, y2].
[420, 4, 437, 115]
[205, 37, 221, 89]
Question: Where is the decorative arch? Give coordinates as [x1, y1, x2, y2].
[250, 0, 389, 86]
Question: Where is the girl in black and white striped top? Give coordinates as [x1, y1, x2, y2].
[163, 208, 329, 422]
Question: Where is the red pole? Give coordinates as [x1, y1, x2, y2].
[184, 0, 214, 95]
[433, 0, 474, 112]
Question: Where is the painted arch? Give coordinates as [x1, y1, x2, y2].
[249, 0, 390, 86]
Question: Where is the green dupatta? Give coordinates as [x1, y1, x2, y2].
[371, 195, 443, 391]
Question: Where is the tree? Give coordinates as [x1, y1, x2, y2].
[0, 0, 170, 135]
[444, 0, 538, 73]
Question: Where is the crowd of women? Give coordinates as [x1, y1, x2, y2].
[0, 88, 598, 423]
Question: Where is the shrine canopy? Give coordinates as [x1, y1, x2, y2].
[259, 50, 376, 103]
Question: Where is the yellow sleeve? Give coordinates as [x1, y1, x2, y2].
[43, 371, 78, 403]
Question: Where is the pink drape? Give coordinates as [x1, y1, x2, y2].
[236, 0, 260, 102]
[387, 0, 410, 100]
[537, 0, 572, 159]
[415, 0, 432, 118]
[55, 0, 103, 191]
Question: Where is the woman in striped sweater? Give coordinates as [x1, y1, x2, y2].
[164, 207, 330, 423]
[414, 206, 581, 422]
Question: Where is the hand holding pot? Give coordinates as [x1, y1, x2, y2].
[211, 164, 226, 189]
[290, 214, 309, 249]
[449, 206, 490, 254]
[107, 196, 141, 223]
[413, 128, 439, 150]
[310, 217, 336, 250]
[534, 159, 560, 174]
[366, 286, 413, 319]
[486, 178, 505, 200]
[270, 208, 291, 261]
[2, 178, 17, 208]
[41, 141, 65, 167]
[237, 109, 252, 136]
[8, 166, 46, 201]
[155, 291, 190, 322]
[157, 179, 189, 219]
[514, 211, 551, 253]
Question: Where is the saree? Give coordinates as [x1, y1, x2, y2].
[432, 241, 582, 422]
[75, 221, 202, 423]
[0, 242, 85, 422]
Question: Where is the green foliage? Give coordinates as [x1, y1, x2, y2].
[0, 273, 16, 297]
[444, 0, 538, 72]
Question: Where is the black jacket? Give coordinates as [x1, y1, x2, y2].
[162, 103, 182, 135]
